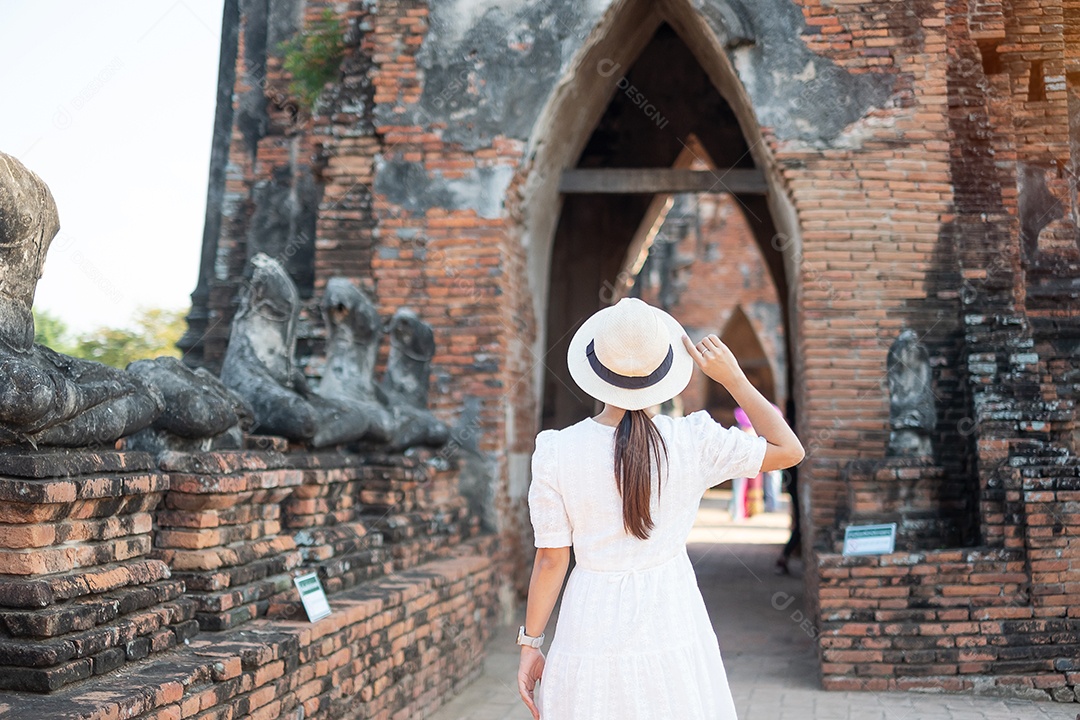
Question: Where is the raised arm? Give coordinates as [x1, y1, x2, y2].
[682, 334, 805, 473]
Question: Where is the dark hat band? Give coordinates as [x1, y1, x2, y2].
[585, 340, 674, 390]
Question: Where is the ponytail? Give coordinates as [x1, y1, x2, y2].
[613, 409, 669, 540]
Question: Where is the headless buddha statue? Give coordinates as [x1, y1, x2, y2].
[0, 152, 163, 447]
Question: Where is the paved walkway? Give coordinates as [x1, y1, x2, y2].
[431, 492, 1078, 720]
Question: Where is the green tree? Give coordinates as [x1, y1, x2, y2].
[32, 308, 75, 354]
[73, 307, 186, 368]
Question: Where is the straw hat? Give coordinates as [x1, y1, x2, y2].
[567, 298, 694, 411]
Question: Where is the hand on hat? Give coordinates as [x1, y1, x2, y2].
[682, 334, 746, 388]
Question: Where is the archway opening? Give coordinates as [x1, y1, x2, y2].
[540, 23, 788, 430]
[533, 17, 817, 692]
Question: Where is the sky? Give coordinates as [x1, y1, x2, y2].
[1, 0, 226, 332]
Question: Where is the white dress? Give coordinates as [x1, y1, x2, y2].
[528, 411, 767, 720]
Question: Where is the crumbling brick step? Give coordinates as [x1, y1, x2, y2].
[0, 493, 163, 525]
[0, 598, 197, 693]
[291, 466, 366, 495]
[172, 549, 300, 592]
[0, 534, 152, 576]
[0, 449, 155, 479]
[305, 526, 481, 599]
[155, 502, 279, 530]
[156, 450, 293, 475]
[292, 522, 376, 554]
[162, 485, 296, 512]
[0, 578, 187, 638]
[152, 535, 297, 572]
[0, 593, 195, 667]
[361, 506, 473, 543]
[0, 478, 165, 524]
[0, 472, 167, 505]
[186, 569, 298, 614]
[154, 518, 283, 550]
[0, 541, 496, 717]
[282, 494, 362, 525]
[167, 469, 303, 496]
[0, 512, 153, 550]
[168, 544, 302, 632]
[0, 559, 171, 609]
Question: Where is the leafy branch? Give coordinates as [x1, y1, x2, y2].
[280, 9, 346, 111]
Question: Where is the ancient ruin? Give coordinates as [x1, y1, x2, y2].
[2, 0, 1080, 715]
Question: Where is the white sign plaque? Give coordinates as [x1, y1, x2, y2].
[293, 572, 332, 622]
[842, 523, 897, 556]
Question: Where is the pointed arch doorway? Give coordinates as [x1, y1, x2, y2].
[517, 0, 819, 693]
[528, 14, 799, 431]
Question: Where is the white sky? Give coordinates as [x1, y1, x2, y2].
[1, 1, 225, 332]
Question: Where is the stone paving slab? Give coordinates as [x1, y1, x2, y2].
[430, 494, 1078, 720]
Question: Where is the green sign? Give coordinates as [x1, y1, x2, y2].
[293, 572, 332, 621]
[842, 523, 897, 556]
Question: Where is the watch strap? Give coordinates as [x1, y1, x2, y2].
[517, 625, 544, 648]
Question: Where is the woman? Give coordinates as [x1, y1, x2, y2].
[517, 298, 804, 720]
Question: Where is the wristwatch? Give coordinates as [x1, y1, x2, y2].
[517, 626, 545, 648]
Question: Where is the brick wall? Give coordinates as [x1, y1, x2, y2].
[0, 445, 498, 716]
[818, 544, 1078, 701]
[1, 551, 495, 719]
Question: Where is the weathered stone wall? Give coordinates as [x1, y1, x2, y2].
[178, 0, 1080, 702]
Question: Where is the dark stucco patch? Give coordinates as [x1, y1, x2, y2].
[374, 159, 514, 219]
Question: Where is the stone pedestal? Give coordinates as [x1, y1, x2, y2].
[357, 454, 479, 572]
[0, 450, 197, 692]
[283, 453, 389, 595]
[152, 450, 303, 631]
[281, 453, 479, 599]
[838, 456, 975, 551]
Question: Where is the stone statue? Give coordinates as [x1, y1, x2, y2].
[219, 253, 374, 447]
[886, 329, 936, 456]
[125, 356, 254, 453]
[0, 152, 163, 447]
[315, 278, 394, 442]
[378, 308, 449, 449]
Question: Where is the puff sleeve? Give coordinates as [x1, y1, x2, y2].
[681, 410, 768, 493]
[527, 429, 572, 548]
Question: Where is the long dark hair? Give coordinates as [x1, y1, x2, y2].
[613, 409, 669, 540]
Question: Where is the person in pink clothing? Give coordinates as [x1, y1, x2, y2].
[729, 407, 755, 521]
[515, 298, 805, 720]
[731, 404, 786, 520]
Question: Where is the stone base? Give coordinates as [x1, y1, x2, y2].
[0, 449, 197, 693]
[0, 538, 498, 719]
[282, 453, 480, 604]
[152, 450, 303, 631]
[815, 546, 1079, 703]
[837, 457, 976, 551]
